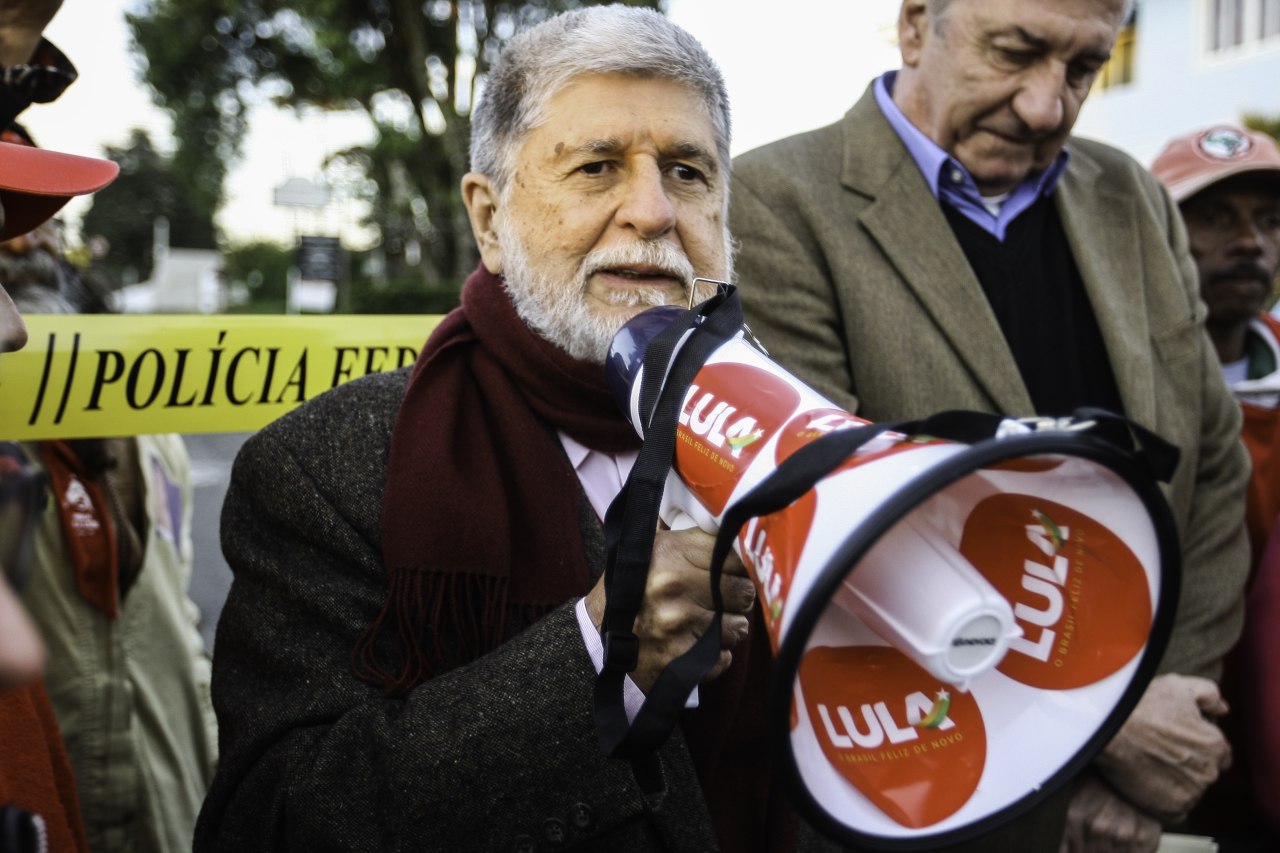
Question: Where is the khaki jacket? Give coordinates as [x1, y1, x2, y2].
[729, 85, 1250, 685]
[23, 433, 217, 853]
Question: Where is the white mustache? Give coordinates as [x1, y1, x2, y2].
[581, 242, 696, 289]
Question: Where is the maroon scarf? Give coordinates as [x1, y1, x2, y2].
[359, 265, 795, 851]
[356, 265, 641, 694]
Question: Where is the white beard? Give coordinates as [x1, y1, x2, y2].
[498, 231, 730, 364]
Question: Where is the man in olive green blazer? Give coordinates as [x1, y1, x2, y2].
[733, 82, 1248, 675]
[730, 0, 1248, 849]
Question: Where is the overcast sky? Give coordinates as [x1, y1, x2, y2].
[24, 0, 904, 246]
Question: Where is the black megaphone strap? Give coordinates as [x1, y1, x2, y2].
[593, 286, 745, 758]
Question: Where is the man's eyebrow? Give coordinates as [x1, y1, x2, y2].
[1010, 26, 1050, 51]
[563, 138, 625, 158]
[561, 138, 720, 174]
[1079, 46, 1113, 65]
[1005, 25, 1112, 64]
[669, 141, 720, 175]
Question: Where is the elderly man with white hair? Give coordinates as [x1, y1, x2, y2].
[194, 7, 796, 852]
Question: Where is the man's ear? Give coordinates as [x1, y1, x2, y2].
[461, 171, 504, 275]
[899, 0, 931, 67]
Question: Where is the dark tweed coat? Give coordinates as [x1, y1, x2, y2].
[192, 368, 727, 851]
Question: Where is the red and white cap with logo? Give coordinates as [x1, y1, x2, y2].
[1150, 124, 1280, 203]
[0, 141, 119, 240]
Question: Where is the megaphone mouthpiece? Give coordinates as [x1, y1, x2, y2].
[833, 511, 1021, 692]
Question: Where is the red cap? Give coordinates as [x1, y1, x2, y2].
[1150, 125, 1280, 203]
[0, 141, 119, 240]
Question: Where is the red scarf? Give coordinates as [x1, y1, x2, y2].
[0, 682, 90, 853]
[40, 441, 119, 619]
[360, 265, 795, 851]
[356, 266, 641, 693]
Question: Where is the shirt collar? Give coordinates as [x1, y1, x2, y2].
[559, 431, 591, 469]
[873, 71, 1070, 204]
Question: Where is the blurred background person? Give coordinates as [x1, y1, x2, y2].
[3, 1, 131, 850]
[1151, 125, 1280, 573]
[2, 179, 218, 851]
[0, 216, 110, 314]
[0, 0, 85, 835]
[0, 438, 83, 853]
[1151, 123, 1280, 853]
[0, 114, 96, 853]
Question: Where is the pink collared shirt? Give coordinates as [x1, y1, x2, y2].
[560, 432, 654, 721]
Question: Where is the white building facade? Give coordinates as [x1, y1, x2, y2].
[1074, 0, 1280, 165]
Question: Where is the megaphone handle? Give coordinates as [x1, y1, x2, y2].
[660, 471, 719, 534]
[663, 509, 700, 531]
[595, 286, 742, 759]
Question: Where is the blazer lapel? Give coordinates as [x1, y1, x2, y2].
[839, 90, 1034, 415]
[1055, 146, 1156, 428]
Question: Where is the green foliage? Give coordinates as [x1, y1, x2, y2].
[348, 274, 463, 314]
[127, 0, 663, 290]
[1243, 113, 1280, 144]
[78, 129, 217, 289]
[126, 3, 238, 232]
[222, 240, 294, 309]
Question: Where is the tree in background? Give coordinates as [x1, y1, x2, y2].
[127, 0, 662, 297]
[222, 241, 294, 312]
[80, 129, 217, 289]
[1244, 113, 1280, 144]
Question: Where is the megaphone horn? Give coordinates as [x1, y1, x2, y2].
[600, 289, 1180, 849]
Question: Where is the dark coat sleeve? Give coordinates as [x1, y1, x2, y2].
[193, 370, 717, 853]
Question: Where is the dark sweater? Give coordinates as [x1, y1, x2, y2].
[943, 196, 1124, 418]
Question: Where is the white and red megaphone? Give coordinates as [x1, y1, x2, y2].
[605, 299, 1179, 849]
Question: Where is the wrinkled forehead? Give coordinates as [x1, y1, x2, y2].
[937, 0, 1130, 20]
[935, 0, 1130, 38]
[533, 71, 714, 134]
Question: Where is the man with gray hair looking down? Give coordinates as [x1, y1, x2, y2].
[730, 0, 1245, 850]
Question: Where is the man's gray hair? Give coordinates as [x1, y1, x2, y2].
[469, 4, 731, 194]
[927, 0, 1136, 29]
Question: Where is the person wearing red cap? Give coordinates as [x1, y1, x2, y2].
[1152, 126, 1280, 569]
[1151, 123, 1280, 850]
[1, 161, 219, 851]
[0, 147, 117, 852]
[0, 3, 120, 849]
[0, 146, 117, 852]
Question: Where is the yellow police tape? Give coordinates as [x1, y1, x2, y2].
[0, 314, 442, 440]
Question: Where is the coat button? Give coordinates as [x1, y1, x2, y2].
[571, 802, 594, 830]
[543, 818, 567, 846]
[513, 834, 536, 853]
